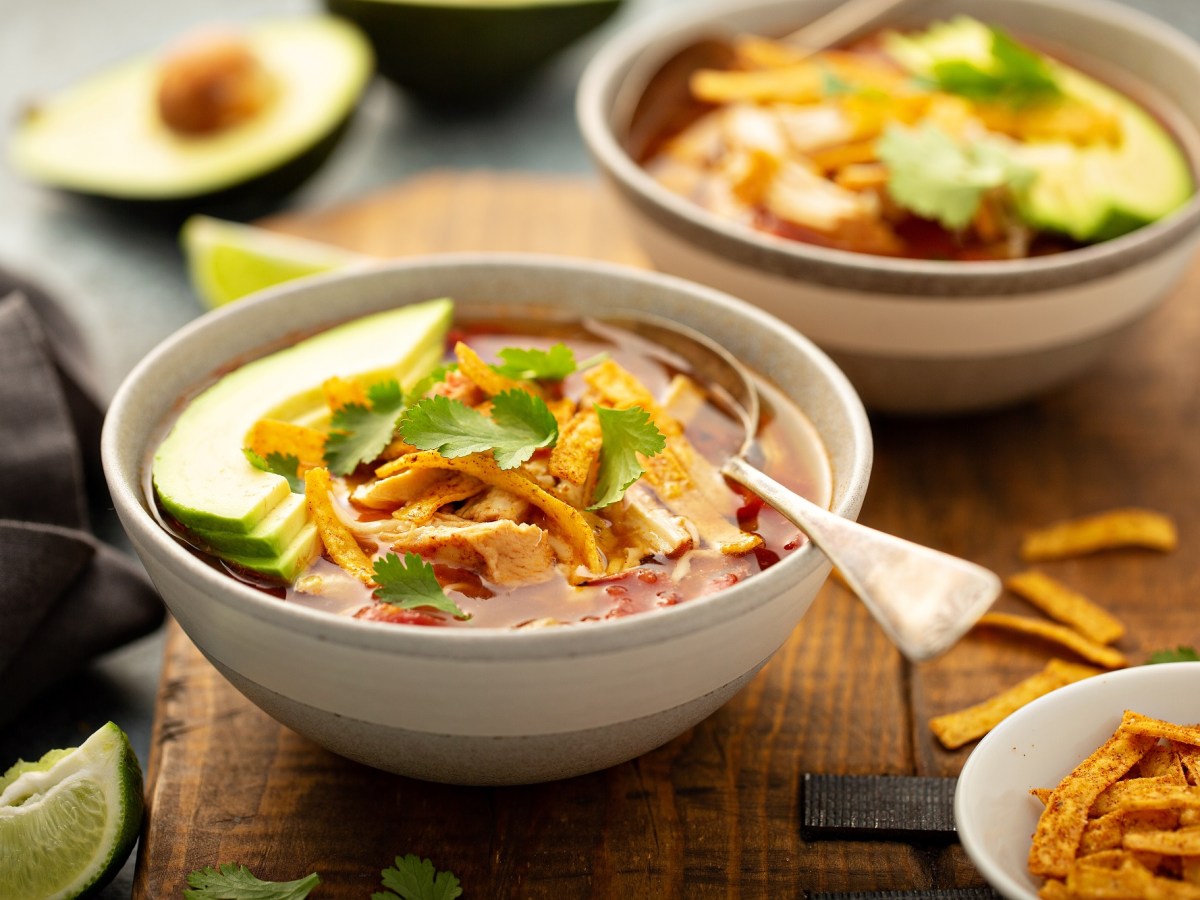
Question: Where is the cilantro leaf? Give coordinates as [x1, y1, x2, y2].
[589, 405, 666, 510]
[324, 379, 406, 475]
[243, 449, 304, 493]
[819, 66, 854, 97]
[492, 343, 578, 381]
[877, 122, 1034, 230]
[400, 390, 558, 470]
[373, 854, 463, 900]
[1146, 646, 1200, 665]
[930, 27, 1060, 106]
[374, 552, 467, 619]
[184, 863, 319, 900]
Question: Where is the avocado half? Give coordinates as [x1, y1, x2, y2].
[325, 0, 620, 105]
[9, 17, 374, 212]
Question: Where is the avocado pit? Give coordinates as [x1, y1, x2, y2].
[156, 30, 278, 136]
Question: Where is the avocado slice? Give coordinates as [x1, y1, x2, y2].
[324, 0, 620, 105]
[885, 17, 1193, 242]
[153, 298, 454, 578]
[9, 17, 373, 209]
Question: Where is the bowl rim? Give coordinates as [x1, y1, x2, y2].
[102, 252, 873, 662]
[953, 662, 1200, 900]
[576, 0, 1200, 296]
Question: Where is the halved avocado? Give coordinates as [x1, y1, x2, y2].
[9, 17, 373, 211]
[325, 0, 620, 105]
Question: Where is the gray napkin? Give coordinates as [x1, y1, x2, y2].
[0, 280, 163, 725]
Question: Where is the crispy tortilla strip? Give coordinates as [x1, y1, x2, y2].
[976, 612, 1129, 669]
[1081, 810, 1180, 855]
[453, 342, 542, 399]
[1185, 857, 1200, 885]
[1033, 787, 1054, 806]
[322, 375, 368, 411]
[1124, 826, 1200, 855]
[691, 52, 911, 105]
[1028, 712, 1156, 878]
[305, 467, 375, 586]
[392, 473, 484, 527]
[1140, 744, 1189, 784]
[1037, 879, 1069, 899]
[1021, 508, 1178, 561]
[1174, 743, 1200, 786]
[549, 407, 601, 486]
[376, 450, 603, 576]
[1092, 779, 1200, 818]
[1066, 853, 1200, 899]
[246, 419, 327, 470]
[585, 360, 759, 555]
[1005, 569, 1126, 645]
[930, 658, 1102, 750]
[1122, 713, 1200, 748]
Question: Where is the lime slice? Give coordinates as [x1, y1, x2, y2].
[0, 722, 145, 900]
[181, 214, 369, 310]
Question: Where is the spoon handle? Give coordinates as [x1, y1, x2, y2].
[781, 0, 929, 51]
[722, 456, 1000, 662]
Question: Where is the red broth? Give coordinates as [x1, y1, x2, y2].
[158, 318, 831, 629]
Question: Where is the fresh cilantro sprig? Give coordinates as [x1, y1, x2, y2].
[400, 390, 559, 470]
[324, 379, 406, 475]
[490, 343, 605, 381]
[374, 551, 468, 619]
[183, 863, 319, 900]
[1146, 646, 1200, 665]
[877, 122, 1034, 230]
[926, 26, 1060, 106]
[243, 449, 304, 493]
[373, 854, 463, 900]
[589, 405, 667, 510]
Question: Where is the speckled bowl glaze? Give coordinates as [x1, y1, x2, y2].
[577, 0, 1200, 414]
[102, 255, 872, 785]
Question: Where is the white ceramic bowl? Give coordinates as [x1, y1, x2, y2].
[955, 663, 1200, 899]
[101, 254, 872, 785]
[577, 0, 1200, 414]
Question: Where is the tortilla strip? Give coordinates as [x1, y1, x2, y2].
[1140, 744, 1190, 784]
[393, 473, 484, 527]
[305, 467, 375, 586]
[549, 407, 601, 486]
[585, 361, 760, 555]
[1091, 779, 1200, 818]
[375, 450, 604, 576]
[1028, 712, 1156, 878]
[322, 375, 368, 411]
[246, 419, 327, 471]
[1080, 810, 1180, 855]
[1036, 879, 1069, 899]
[1066, 853, 1200, 899]
[1123, 827, 1200, 855]
[1005, 569, 1126, 645]
[1174, 743, 1200, 786]
[976, 612, 1128, 669]
[1122, 713, 1200, 748]
[1033, 787, 1054, 806]
[930, 658, 1102, 750]
[1020, 508, 1178, 561]
[453, 342, 542, 399]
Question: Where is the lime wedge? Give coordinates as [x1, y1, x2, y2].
[0, 722, 145, 900]
[181, 214, 370, 310]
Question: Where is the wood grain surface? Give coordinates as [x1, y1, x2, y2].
[134, 171, 1200, 898]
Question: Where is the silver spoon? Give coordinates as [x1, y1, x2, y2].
[590, 313, 1000, 663]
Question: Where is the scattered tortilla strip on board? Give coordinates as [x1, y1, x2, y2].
[930, 658, 1102, 749]
[976, 612, 1129, 669]
[1005, 569, 1126, 645]
[1020, 508, 1178, 561]
[1028, 712, 1157, 878]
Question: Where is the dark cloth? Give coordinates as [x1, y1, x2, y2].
[0, 282, 163, 725]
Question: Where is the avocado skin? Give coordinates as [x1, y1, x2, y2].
[326, 0, 620, 106]
[56, 110, 357, 223]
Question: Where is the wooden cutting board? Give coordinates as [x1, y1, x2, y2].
[134, 171, 1200, 898]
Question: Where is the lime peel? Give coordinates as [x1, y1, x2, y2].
[0, 721, 144, 900]
[181, 214, 371, 310]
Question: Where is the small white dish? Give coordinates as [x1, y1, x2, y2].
[955, 662, 1200, 899]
